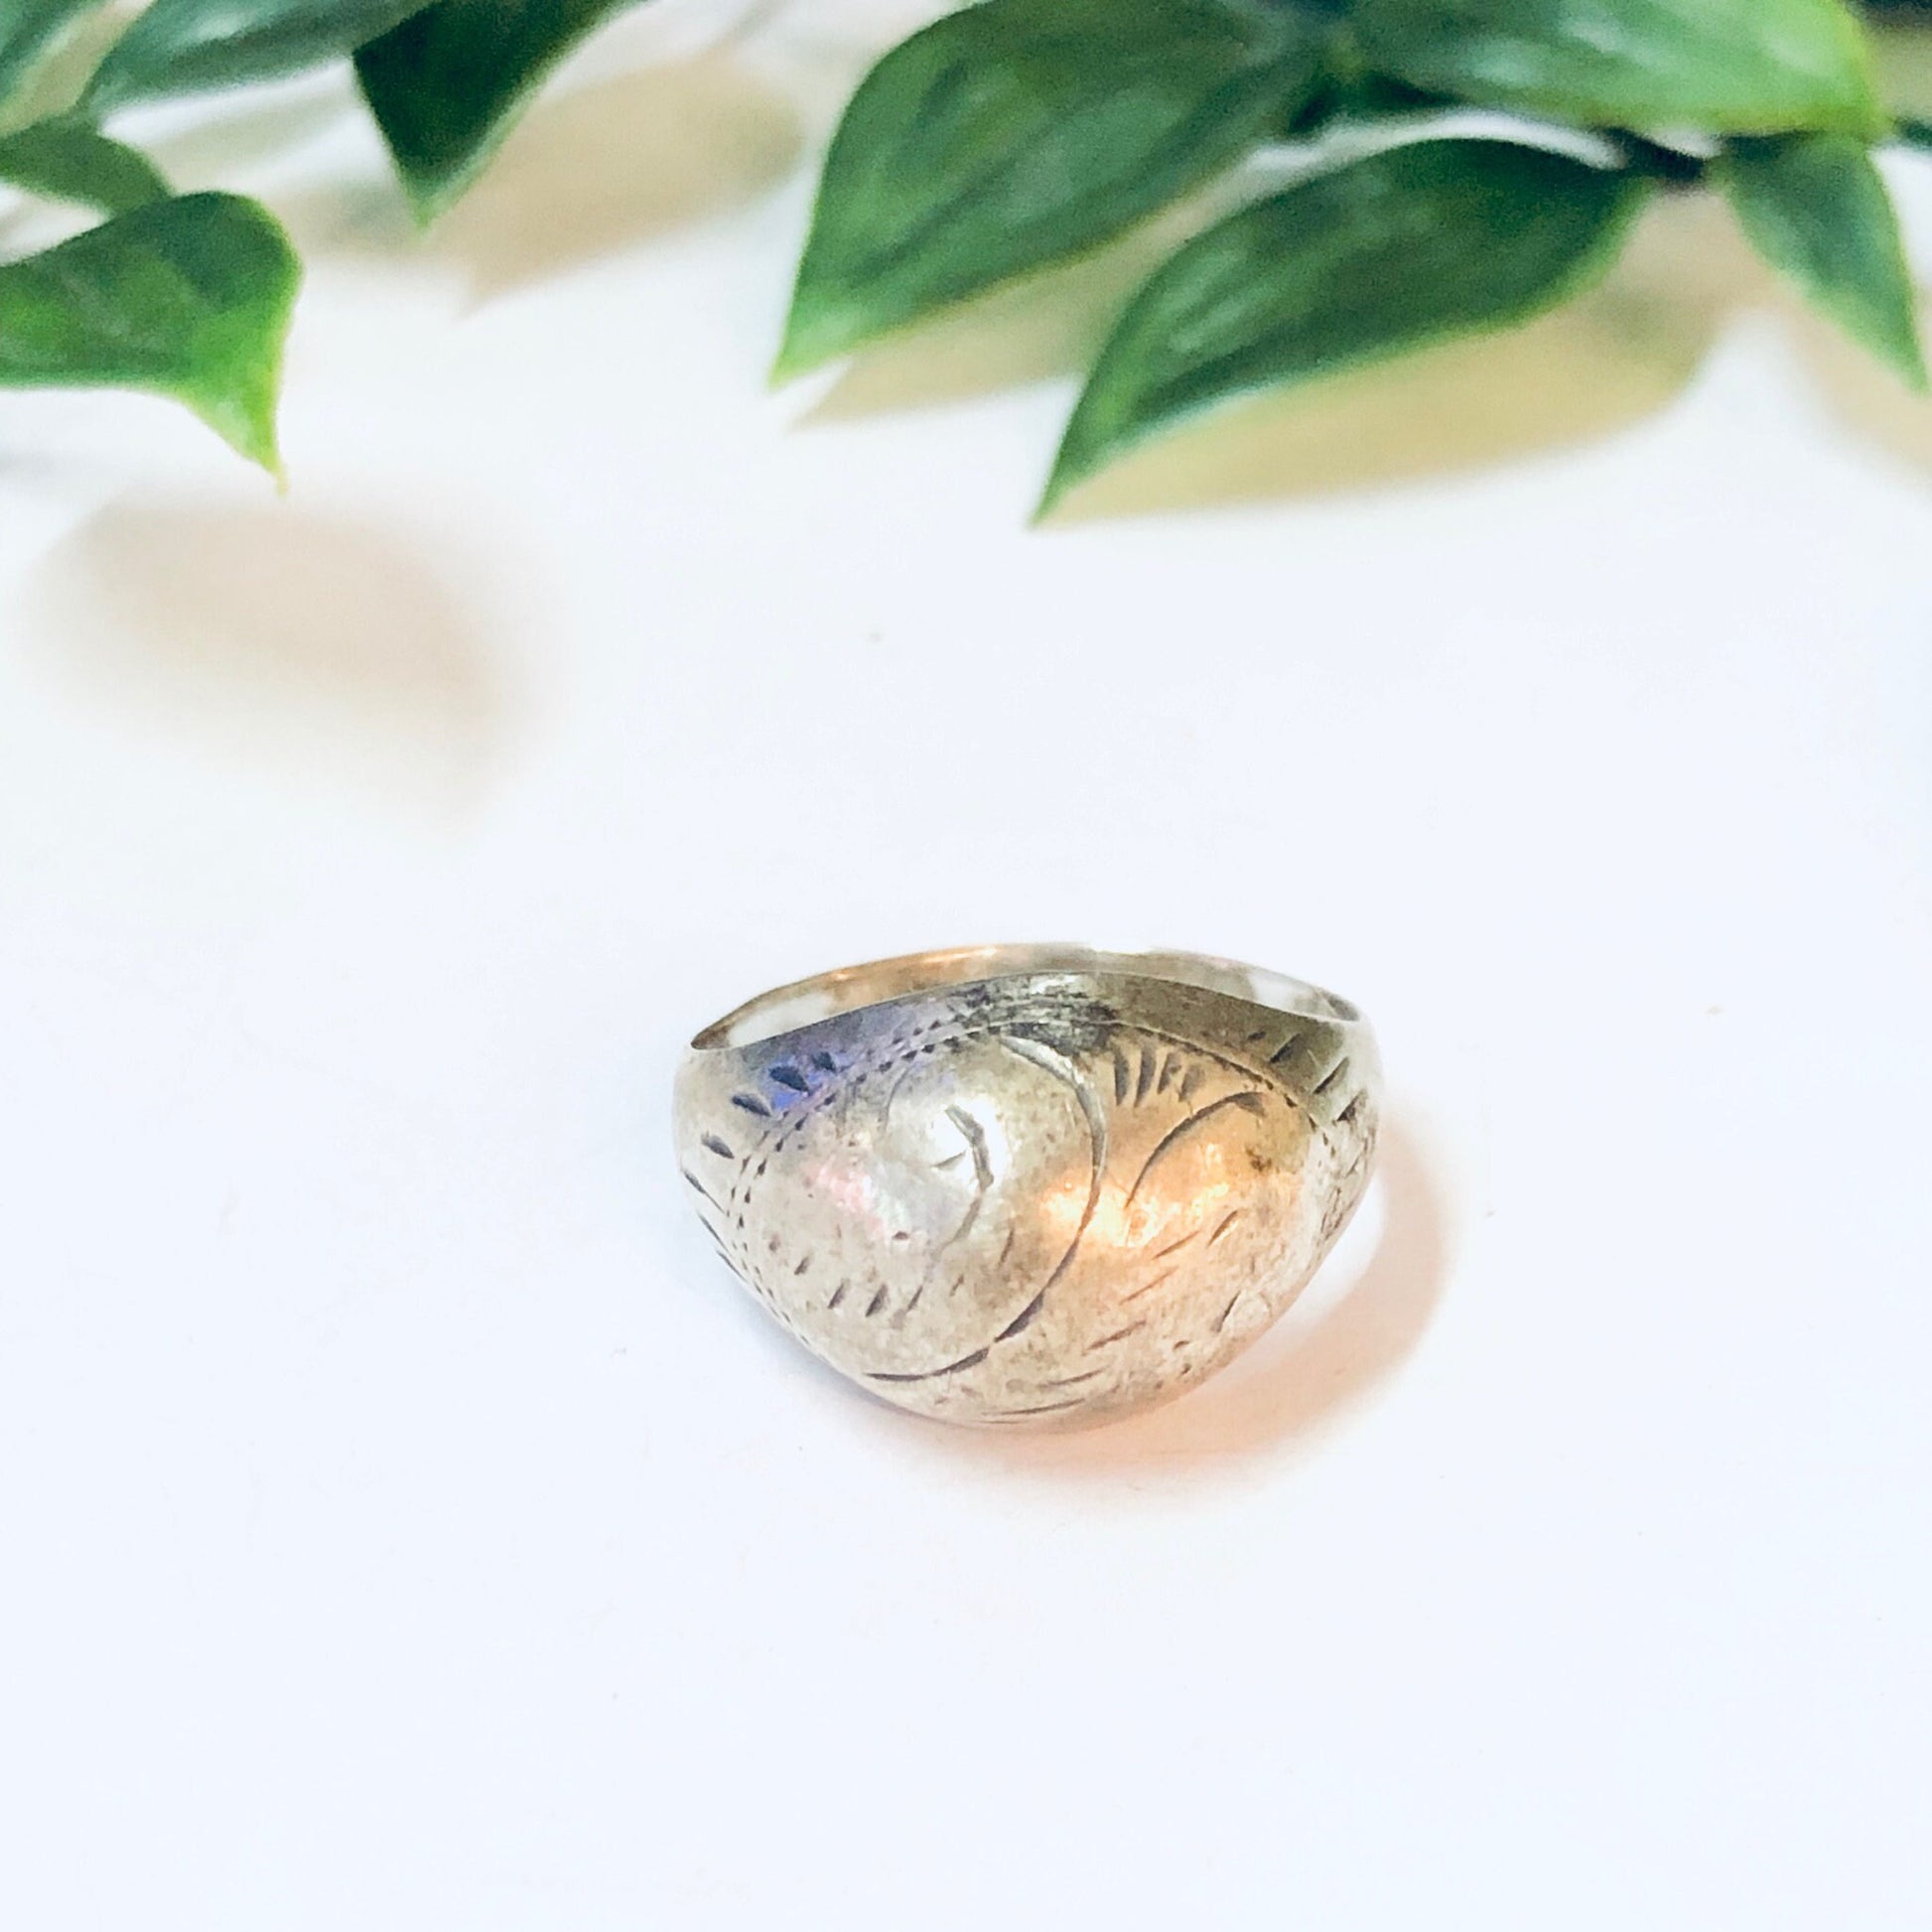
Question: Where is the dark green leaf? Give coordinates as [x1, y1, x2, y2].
[0, 118, 168, 212]
[0, 191, 300, 471]
[1354, 0, 1886, 137]
[1900, 116, 1932, 146]
[1044, 139, 1651, 513]
[0, 0, 106, 106]
[85, 0, 434, 113]
[355, 0, 642, 223]
[1719, 132, 1927, 386]
[778, 0, 1327, 379]
[1616, 134, 1711, 186]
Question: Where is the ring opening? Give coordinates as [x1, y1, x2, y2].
[693, 945, 1362, 1050]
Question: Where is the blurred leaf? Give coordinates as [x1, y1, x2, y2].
[1355, 0, 1887, 137]
[0, 118, 168, 212]
[0, 191, 300, 471]
[355, 0, 644, 223]
[85, 0, 434, 113]
[779, 0, 1328, 379]
[1719, 132, 1926, 385]
[0, 0, 106, 107]
[1044, 139, 1651, 512]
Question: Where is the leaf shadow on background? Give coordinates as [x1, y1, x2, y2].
[1051, 193, 1754, 519]
[916, 1117, 1455, 1481]
[1793, 285, 1932, 472]
[143, 80, 359, 186]
[797, 190, 1751, 497]
[803, 198, 1227, 422]
[23, 499, 523, 815]
[284, 54, 803, 300]
[1619, 160, 1932, 482]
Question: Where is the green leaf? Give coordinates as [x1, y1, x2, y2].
[0, 0, 107, 106]
[0, 118, 169, 212]
[1719, 132, 1927, 386]
[0, 191, 300, 472]
[1043, 139, 1652, 513]
[778, 0, 1328, 379]
[84, 0, 435, 113]
[354, 0, 643, 223]
[1354, 0, 1887, 138]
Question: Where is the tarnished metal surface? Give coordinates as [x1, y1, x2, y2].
[674, 946, 1380, 1429]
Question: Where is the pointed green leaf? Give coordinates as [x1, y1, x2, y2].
[354, 0, 644, 223]
[1044, 139, 1652, 513]
[0, 0, 107, 106]
[0, 118, 168, 212]
[778, 0, 1328, 379]
[1719, 133, 1927, 386]
[0, 191, 300, 471]
[1354, 0, 1886, 137]
[84, 0, 434, 113]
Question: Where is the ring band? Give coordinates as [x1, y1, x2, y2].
[673, 946, 1381, 1429]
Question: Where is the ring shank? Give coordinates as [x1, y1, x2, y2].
[693, 945, 1365, 1051]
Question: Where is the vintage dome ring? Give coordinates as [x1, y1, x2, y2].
[673, 946, 1381, 1429]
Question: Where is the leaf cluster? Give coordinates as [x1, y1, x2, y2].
[0, 0, 1927, 493]
[778, 0, 1932, 513]
[0, 0, 641, 468]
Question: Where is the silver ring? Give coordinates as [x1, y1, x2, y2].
[673, 945, 1381, 1429]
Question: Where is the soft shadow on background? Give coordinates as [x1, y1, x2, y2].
[25, 501, 521, 815]
[797, 144, 1932, 517]
[281, 56, 802, 299]
[1799, 304, 1932, 477]
[796, 193, 1747, 512]
[147, 85, 358, 186]
[1055, 196, 1750, 517]
[852, 1118, 1453, 1481]
[806, 205, 1210, 420]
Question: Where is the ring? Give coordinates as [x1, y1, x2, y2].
[673, 946, 1381, 1429]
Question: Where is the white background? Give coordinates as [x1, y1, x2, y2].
[3, 3, 1930, 1925]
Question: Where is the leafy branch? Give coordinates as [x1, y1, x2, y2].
[0, 0, 1929, 507]
[782, 0, 1932, 514]
[0, 0, 643, 470]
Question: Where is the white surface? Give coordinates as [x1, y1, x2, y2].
[4, 6, 1931, 1926]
